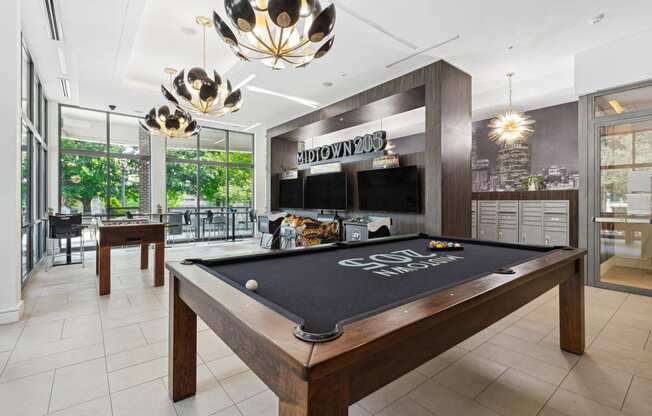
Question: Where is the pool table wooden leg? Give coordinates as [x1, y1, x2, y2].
[154, 242, 164, 287]
[95, 242, 99, 275]
[169, 275, 197, 402]
[140, 242, 149, 270]
[559, 257, 585, 354]
[99, 245, 111, 296]
[279, 370, 349, 416]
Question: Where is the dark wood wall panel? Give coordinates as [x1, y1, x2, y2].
[270, 138, 298, 211]
[269, 60, 473, 238]
[473, 190, 579, 247]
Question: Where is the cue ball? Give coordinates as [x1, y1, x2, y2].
[245, 280, 258, 291]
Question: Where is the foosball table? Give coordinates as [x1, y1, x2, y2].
[95, 218, 165, 295]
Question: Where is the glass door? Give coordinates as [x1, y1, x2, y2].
[597, 118, 652, 291]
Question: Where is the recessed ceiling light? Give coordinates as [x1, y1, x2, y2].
[232, 74, 256, 92]
[507, 45, 514, 51]
[340, 73, 347, 77]
[322, 81, 334, 87]
[243, 122, 262, 132]
[589, 13, 605, 25]
[247, 86, 319, 108]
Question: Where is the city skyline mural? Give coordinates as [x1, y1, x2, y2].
[472, 101, 579, 192]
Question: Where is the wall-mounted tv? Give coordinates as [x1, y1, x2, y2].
[304, 172, 347, 210]
[358, 166, 420, 212]
[279, 178, 303, 209]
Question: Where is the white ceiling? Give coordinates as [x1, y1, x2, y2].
[21, 0, 652, 132]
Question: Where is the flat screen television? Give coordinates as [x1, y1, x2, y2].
[358, 166, 420, 212]
[304, 172, 347, 210]
[279, 178, 303, 208]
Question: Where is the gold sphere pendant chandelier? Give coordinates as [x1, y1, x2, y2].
[140, 105, 200, 138]
[161, 16, 243, 116]
[488, 73, 535, 146]
[213, 0, 336, 70]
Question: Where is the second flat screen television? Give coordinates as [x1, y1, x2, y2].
[358, 166, 420, 212]
[304, 172, 347, 210]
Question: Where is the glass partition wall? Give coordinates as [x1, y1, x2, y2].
[21, 41, 48, 283]
[584, 80, 652, 294]
[166, 127, 254, 242]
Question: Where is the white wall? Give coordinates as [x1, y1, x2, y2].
[149, 136, 166, 212]
[0, 0, 23, 324]
[575, 29, 652, 95]
[47, 101, 59, 211]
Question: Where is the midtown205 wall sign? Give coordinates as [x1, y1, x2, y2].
[298, 130, 387, 166]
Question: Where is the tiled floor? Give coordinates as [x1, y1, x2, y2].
[2, 240, 652, 415]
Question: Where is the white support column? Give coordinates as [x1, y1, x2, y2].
[253, 126, 269, 216]
[47, 101, 59, 211]
[149, 136, 167, 212]
[0, 0, 24, 324]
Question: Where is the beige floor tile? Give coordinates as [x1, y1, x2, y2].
[437, 345, 469, 363]
[415, 356, 451, 378]
[17, 319, 64, 347]
[358, 370, 427, 413]
[50, 358, 109, 412]
[101, 307, 168, 330]
[502, 318, 554, 344]
[539, 322, 602, 351]
[111, 379, 176, 416]
[349, 403, 372, 415]
[220, 370, 267, 403]
[596, 323, 650, 350]
[610, 309, 652, 332]
[585, 341, 652, 380]
[457, 327, 499, 351]
[139, 317, 168, 344]
[9, 332, 100, 363]
[164, 365, 234, 416]
[433, 354, 506, 399]
[49, 395, 112, 416]
[489, 333, 580, 370]
[0, 343, 104, 382]
[237, 390, 278, 416]
[206, 354, 249, 381]
[210, 406, 242, 416]
[103, 324, 147, 355]
[0, 371, 53, 416]
[108, 355, 168, 393]
[560, 359, 632, 409]
[546, 388, 620, 416]
[0, 322, 25, 352]
[197, 330, 232, 363]
[476, 368, 556, 416]
[61, 314, 102, 341]
[409, 379, 499, 416]
[472, 342, 569, 385]
[376, 397, 434, 416]
[622, 376, 652, 416]
[105, 340, 167, 372]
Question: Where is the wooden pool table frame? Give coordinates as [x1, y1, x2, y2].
[167, 240, 586, 415]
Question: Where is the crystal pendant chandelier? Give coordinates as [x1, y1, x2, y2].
[161, 16, 243, 116]
[213, 0, 336, 70]
[140, 105, 200, 138]
[488, 73, 535, 146]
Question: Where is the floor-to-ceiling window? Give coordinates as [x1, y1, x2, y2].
[59, 106, 151, 216]
[166, 127, 254, 241]
[20, 41, 48, 282]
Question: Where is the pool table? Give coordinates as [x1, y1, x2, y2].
[167, 234, 586, 415]
[95, 218, 165, 295]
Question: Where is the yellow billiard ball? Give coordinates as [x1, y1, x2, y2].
[245, 279, 258, 291]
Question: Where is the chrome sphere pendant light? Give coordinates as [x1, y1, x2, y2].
[161, 16, 243, 116]
[488, 73, 535, 146]
[213, 0, 336, 70]
[140, 105, 200, 138]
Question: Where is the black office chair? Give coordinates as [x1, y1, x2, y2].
[47, 214, 84, 269]
[183, 210, 194, 241]
[238, 209, 257, 237]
